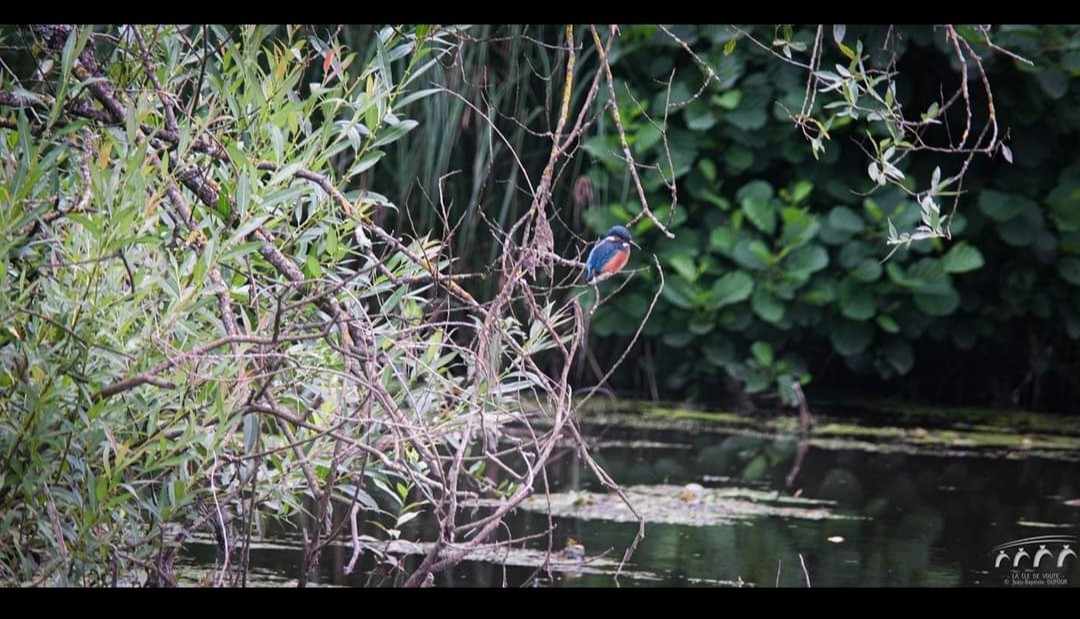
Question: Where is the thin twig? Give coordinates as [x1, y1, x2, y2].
[576, 255, 665, 411]
[979, 26, 1034, 66]
[731, 26, 813, 70]
[945, 26, 972, 149]
[590, 25, 675, 238]
[131, 26, 178, 133]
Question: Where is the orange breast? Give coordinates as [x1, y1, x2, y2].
[600, 247, 630, 275]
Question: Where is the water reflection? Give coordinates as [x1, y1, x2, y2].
[181, 410, 1080, 587]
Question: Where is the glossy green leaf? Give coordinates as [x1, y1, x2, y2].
[732, 239, 770, 270]
[751, 287, 785, 323]
[913, 285, 960, 316]
[996, 213, 1040, 247]
[661, 275, 697, 310]
[978, 190, 1030, 222]
[751, 341, 774, 367]
[875, 314, 900, 334]
[710, 227, 737, 253]
[741, 196, 776, 236]
[851, 258, 883, 282]
[828, 206, 865, 233]
[668, 254, 698, 282]
[941, 242, 985, 273]
[709, 271, 754, 308]
[784, 244, 829, 275]
[713, 90, 742, 109]
[730, 363, 769, 393]
[839, 280, 875, 320]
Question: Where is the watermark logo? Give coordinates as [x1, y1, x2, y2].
[991, 535, 1077, 587]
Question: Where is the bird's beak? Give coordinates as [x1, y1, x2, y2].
[629, 241, 641, 250]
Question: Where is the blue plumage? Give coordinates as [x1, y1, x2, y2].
[584, 225, 639, 283]
[585, 242, 616, 282]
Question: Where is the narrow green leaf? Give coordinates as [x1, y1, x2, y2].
[237, 172, 250, 216]
[305, 250, 322, 278]
[372, 119, 419, 148]
[347, 149, 385, 179]
[326, 225, 339, 257]
[394, 87, 443, 110]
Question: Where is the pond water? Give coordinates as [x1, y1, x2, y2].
[179, 403, 1080, 587]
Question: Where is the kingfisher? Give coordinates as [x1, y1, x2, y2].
[584, 225, 640, 283]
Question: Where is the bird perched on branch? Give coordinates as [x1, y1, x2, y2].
[584, 225, 639, 284]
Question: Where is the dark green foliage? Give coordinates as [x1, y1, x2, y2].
[371, 25, 1080, 409]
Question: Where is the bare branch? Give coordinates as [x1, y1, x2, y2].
[590, 25, 675, 238]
